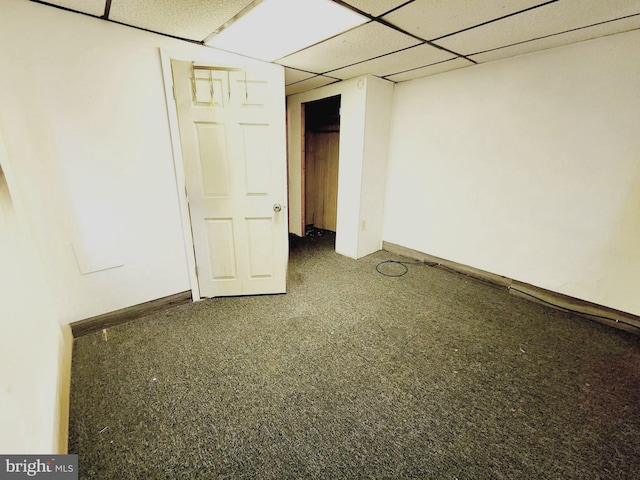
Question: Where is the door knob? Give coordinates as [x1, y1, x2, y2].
[273, 203, 282, 212]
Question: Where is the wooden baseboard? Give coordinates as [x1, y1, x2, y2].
[56, 324, 73, 454]
[71, 291, 192, 338]
[508, 281, 640, 335]
[382, 241, 640, 335]
[382, 241, 512, 287]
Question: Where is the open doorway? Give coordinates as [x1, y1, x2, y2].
[303, 95, 341, 240]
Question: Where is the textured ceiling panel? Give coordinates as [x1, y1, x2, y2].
[385, 57, 473, 82]
[285, 76, 339, 96]
[34, 0, 640, 96]
[341, 0, 412, 17]
[470, 15, 640, 63]
[437, 0, 640, 55]
[109, 0, 254, 41]
[329, 44, 455, 80]
[284, 68, 317, 85]
[276, 22, 421, 74]
[43, 0, 106, 16]
[382, 0, 548, 41]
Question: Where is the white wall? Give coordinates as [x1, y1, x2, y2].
[0, 0, 280, 452]
[1, 136, 72, 454]
[287, 75, 393, 259]
[0, 0, 268, 324]
[384, 29, 640, 316]
[358, 76, 394, 258]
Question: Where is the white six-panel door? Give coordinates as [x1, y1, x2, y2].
[171, 60, 287, 297]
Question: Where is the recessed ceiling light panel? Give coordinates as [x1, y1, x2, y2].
[205, 0, 369, 62]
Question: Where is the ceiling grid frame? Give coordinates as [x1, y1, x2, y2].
[28, 0, 640, 94]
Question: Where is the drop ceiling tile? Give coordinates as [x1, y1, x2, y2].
[329, 43, 455, 80]
[109, 0, 255, 41]
[384, 57, 473, 82]
[437, 0, 640, 55]
[470, 15, 640, 63]
[43, 0, 106, 16]
[382, 0, 548, 41]
[284, 68, 316, 85]
[285, 76, 340, 96]
[276, 22, 422, 74]
[342, 0, 413, 17]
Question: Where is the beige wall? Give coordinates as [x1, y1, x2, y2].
[0, 135, 72, 453]
[384, 29, 640, 316]
[0, 0, 283, 452]
[0, 0, 268, 324]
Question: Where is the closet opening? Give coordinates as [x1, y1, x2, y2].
[302, 95, 341, 241]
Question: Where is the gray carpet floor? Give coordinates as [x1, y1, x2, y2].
[69, 230, 640, 479]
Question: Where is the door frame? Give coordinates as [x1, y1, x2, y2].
[300, 102, 306, 234]
[160, 49, 200, 301]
